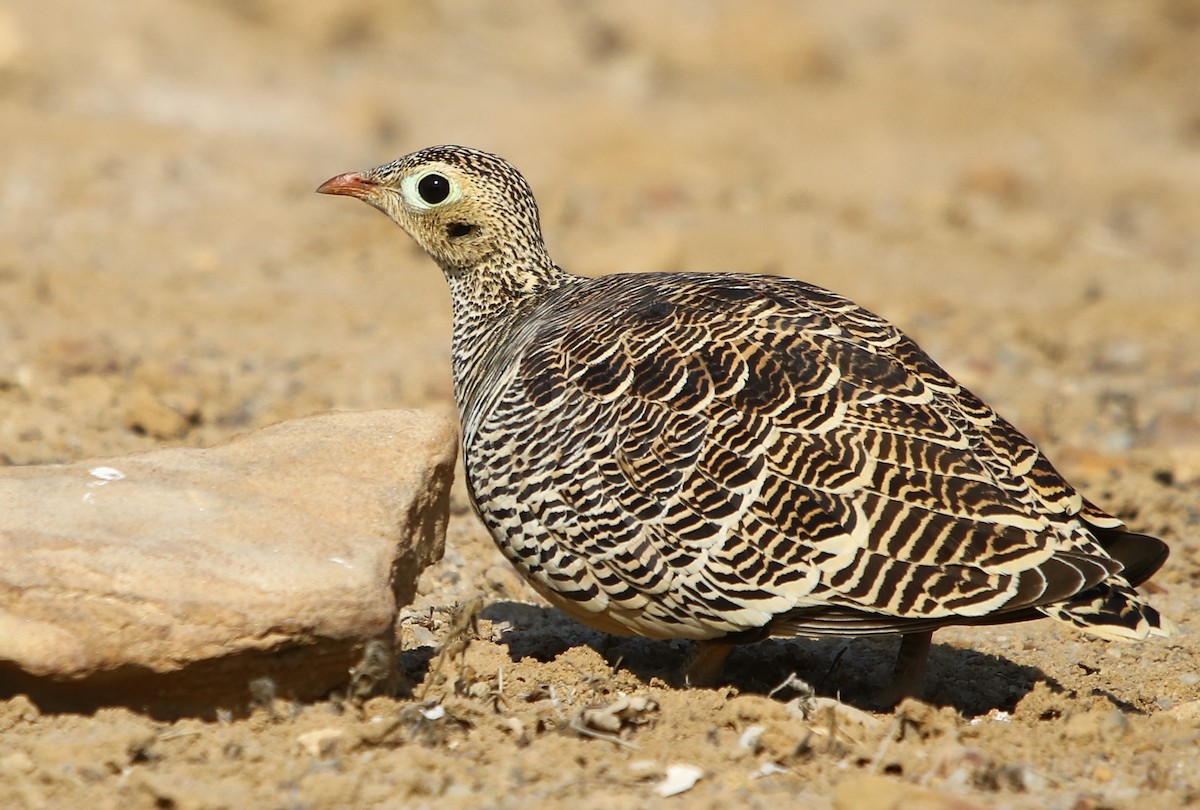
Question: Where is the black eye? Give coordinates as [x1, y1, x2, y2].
[417, 173, 450, 205]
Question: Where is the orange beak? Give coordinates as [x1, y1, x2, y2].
[316, 172, 380, 201]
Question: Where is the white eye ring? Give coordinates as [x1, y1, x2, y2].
[401, 169, 463, 211]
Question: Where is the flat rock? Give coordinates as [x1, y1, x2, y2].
[0, 409, 457, 717]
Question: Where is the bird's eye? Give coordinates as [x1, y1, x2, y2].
[417, 173, 451, 205]
[401, 168, 462, 210]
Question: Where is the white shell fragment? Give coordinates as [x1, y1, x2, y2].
[655, 764, 704, 798]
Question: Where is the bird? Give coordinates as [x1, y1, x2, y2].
[318, 145, 1174, 701]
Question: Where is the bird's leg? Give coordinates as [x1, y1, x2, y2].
[882, 630, 933, 706]
[686, 641, 733, 687]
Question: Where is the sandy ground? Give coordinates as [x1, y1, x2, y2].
[2, 1, 1199, 807]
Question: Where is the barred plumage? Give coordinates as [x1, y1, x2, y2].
[319, 145, 1174, 699]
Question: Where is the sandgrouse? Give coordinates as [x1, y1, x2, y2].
[318, 145, 1173, 700]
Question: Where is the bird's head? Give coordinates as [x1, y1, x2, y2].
[317, 145, 551, 279]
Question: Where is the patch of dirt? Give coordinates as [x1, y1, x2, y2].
[1, 1, 1198, 807]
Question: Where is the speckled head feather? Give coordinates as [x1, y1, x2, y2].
[319, 145, 557, 284]
[320, 145, 1174, 699]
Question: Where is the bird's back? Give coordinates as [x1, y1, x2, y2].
[459, 271, 1171, 643]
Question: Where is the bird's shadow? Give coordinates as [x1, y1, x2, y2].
[478, 601, 1055, 716]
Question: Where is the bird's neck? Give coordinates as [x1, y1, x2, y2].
[445, 258, 580, 425]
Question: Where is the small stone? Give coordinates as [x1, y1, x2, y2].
[738, 724, 765, 752]
[929, 743, 992, 785]
[124, 385, 189, 439]
[0, 750, 35, 775]
[1018, 766, 1051, 792]
[297, 728, 345, 758]
[895, 698, 955, 740]
[580, 692, 658, 734]
[801, 696, 884, 747]
[1097, 709, 1130, 738]
[753, 761, 789, 778]
[721, 694, 791, 726]
[655, 764, 703, 798]
[1166, 700, 1200, 722]
[406, 624, 437, 648]
[0, 695, 40, 730]
[720, 693, 810, 759]
[500, 716, 527, 745]
[1064, 708, 1129, 742]
[581, 705, 623, 733]
[628, 759, 661, 780]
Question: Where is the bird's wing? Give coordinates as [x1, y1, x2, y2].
[467, 272, 1125, 640]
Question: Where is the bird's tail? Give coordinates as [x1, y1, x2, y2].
[1037, 577, 1176, 640]
[1038, 528, 1175, 640]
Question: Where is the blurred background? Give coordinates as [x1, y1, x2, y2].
[0, 0, 1198, 473]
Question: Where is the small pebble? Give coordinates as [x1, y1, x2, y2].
[407, 625, 437, 648]
[656, 764, 703, 798]
[1098, 710, 1129, 738]
[628, 759, 661, 780]
[296, 728, 344, 758]
[738, 725, 765, 752]
[420, 705, 446, 721]
[0, 751, 35, 775]
[753, 762, 789, 779]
